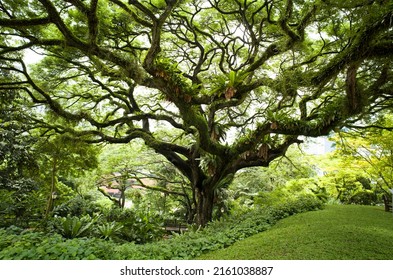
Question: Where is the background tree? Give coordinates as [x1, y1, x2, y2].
[35, 133, 99, 217]
[1, 0, 392, 225]
[97, 141, 195, 221]
[328, 115, 393, 203]
[316, 155, 374, 204]
[230, 145, 317, 210]
[0, 72, 41, 226]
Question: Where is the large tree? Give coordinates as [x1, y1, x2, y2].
[1, 0, 392, 225]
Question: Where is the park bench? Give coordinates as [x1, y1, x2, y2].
[382, 195, 392, 212]
[164, 219, 188, 233]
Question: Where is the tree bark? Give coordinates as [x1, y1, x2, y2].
[45, 156, 57, 218]
[119, 188, 126, 209]
[195, 185, 215, 227]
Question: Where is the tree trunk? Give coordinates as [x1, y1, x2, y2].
[119, 188, 126, 209]
[45, 156, 57, 218]
[193, 171, 235, 226]
[195, 186, 215, 227]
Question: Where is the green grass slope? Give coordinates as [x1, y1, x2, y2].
[199, 205, 393, 260]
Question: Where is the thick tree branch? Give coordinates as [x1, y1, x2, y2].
[311, 10, 393, 86]
[110, 0, 153, 27]
[38, 0, 86, 49]
[0, 17, 51, 27]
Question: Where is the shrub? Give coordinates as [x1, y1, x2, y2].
[52, 195, 102, 217]
[51, 215, 99, 239]
[97, 221, 123, 241]
[103, 208, 164, 244]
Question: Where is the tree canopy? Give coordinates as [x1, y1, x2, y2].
[332, 115, 393, 197]
[1, 0, 393, 225]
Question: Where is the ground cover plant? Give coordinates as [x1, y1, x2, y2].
[199, 204, 393, 260]
[0, 195, 322, 260]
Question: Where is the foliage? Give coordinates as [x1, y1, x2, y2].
[97, 221, 123, 241]
[332, 116, 393, 201]
[103, 207, 164, 244]
[0, 181, 44, 228]
[229, 146, 318, 212]
[0, 228, 115, 260]
[0, 81, 43, 226]
[199, 205, 393, 260]
[51, 214, 100, 239]
[52, 195, 102, 217]
[97, 142, 194, 220]
[45, 205, 165, 243]
[35, 134, 100, 217]
[37, 135, 99, 180]
[310, 118, 393, 206]
[0, 195, 322, 259]
[1, 87, 100, 223]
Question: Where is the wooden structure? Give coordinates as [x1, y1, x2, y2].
[164, 219, 188, 233]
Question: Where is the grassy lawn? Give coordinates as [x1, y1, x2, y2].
[198, 205, 393, 260]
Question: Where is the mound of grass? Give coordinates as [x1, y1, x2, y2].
[199, 205, 393, 260]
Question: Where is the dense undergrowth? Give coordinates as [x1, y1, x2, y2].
[0, 194, 322, 260]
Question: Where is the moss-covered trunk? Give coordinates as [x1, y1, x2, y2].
[195, 185, 215, 227]
[194, 171, 235, 226]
